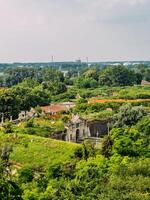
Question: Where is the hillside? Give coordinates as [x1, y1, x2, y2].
[0, 132, 80, 169]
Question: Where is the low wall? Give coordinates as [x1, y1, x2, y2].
[87, 119, 112, 137]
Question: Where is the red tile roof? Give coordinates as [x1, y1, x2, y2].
[41, 102, 75, 114]
[141, 80, 150, 85]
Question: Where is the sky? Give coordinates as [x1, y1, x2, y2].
[0, 0, 150, 62]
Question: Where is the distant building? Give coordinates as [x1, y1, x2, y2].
[76, 93, 81, 99]
[61, 70, 69, 77]
[75, 59, 81, 64]
[65, 114, 90, 142]
[41, 102, 75, 115]
[18, 102, 75, 120]
[54, 115, 111, 143]
[18, 104, 110, 144]
[141, 80, 150, 86]
[18, 108, 38, 121]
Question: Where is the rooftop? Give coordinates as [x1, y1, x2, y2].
[141, 80, 150, 85]
[41, 102, 75, 114]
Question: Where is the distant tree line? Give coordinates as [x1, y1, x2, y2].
[0, 64, 149, 120]
[75, 65, 143, 88]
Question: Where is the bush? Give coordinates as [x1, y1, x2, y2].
[136, 116, 150, 136]
[3, 120, 13, 134]
[114, 104, 147, 127]
[18, 167, 34, 183]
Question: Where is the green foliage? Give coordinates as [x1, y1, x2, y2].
[0, 68, 68, 119]
[0, 123, 150, 199]
[99, 65, 139, 86]
[42, 81, 67, 95]
[82, 68, 99, 80]
[24, 119, 34, 128]
[136, 116, 150, 136]
[13, 117, 66, 138]
[3, 67, 65, 87]
[0, 65, 150, 199]
[75, 77, 98, 89]
[0, 145, 23, 200]
[101, 135, 113, 158]
[3, 120, 13, 133]
[11, 81, 51, 113]
[0, 88, 19, 118]
[76, 98, 88, 104]
[34, 106, 42, 117]
[52, 90, 76, 102]
[0, 179, 23, 200]
[114, 104, 147, 127]
[136, 64, 150, 81]
[81, 110, 113, 121]
[119, 86, 150, 99]
[74, 102, 110, 114]
[0, 132, 80, 169]
[103, 127, 150, 157]
[18, 167, 34, 183]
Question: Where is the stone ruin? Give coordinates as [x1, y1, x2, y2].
[51, 114, 111, 143]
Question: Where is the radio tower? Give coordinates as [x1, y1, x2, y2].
[86, 57, 89, 67]
[51, 55, 56, 68]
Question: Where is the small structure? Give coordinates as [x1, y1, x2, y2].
[106, 108, 113, 111]
[60, 115, 112, 143]
[18, 111, 27, 120]
[76, 93, 81, 99]
[41, 102, 75, 115]
[61, 70, 69, 77]
[18, 108, 37, 121]
[18, 102, 75, 120]
[141, 80, 150, 86]
[18, 106, 110, 144]
[62, 114, 90, 143]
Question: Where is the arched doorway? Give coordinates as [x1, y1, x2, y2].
[76, 129, 80, 142]
[62, 134, 67, 141]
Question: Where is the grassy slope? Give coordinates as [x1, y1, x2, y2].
[13, 117, 65, 137]
[0, 132, 80, 169]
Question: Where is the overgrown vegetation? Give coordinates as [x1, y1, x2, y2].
[0, 109, 150, 199]
[0, 64, 150, 199]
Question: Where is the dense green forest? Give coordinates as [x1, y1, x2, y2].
[0, 63, 150, 199]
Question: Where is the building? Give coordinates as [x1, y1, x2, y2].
[18, 105, 110, 144]
[61, 70, 69, 77]
[141, 80, 150, 86]
[56, 115, 111, 143]
[41, 102, 75, 115]
[41, 102, 75, 114]
[18, 108, 38, 121]
[65, 114, 90, 142]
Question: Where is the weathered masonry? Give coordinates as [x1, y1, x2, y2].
[51, 115, 111, 143]
[66, 115, 90, 142]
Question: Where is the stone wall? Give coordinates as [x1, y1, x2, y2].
[67, 121, 89, 142]
[87, 119, 112, 137]
[50, 129, 69, 141]
[50, 118, 112, 143]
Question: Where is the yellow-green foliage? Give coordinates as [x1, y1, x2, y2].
[14, 117, 65, 137]
[80, 110, 113, 121]
[119, 86, 150, 99]
[0, 132, 80, 169]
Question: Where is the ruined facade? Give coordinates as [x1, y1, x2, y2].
[18, 109, 38, 121]
[65, 115, 90, 142]
[18, 108, 110, 143]
[58, 115, 110, 143]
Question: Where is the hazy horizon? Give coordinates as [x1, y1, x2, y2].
[0, 0, 150, 62]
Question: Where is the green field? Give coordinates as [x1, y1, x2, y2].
[0, 132, 80, 169]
